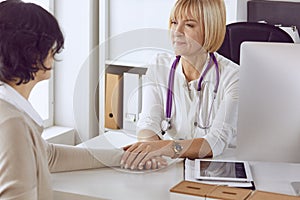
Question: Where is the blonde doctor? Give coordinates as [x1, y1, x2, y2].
[121, 0, 239, 170]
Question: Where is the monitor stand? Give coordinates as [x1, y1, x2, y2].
[291, 181, 300, 196]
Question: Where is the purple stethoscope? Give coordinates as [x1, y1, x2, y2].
[160, 53, 220, 134]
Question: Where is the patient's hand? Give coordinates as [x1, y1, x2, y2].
[140, 156, 168, 170]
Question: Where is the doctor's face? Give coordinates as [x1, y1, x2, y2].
[170, 16, 205, 56]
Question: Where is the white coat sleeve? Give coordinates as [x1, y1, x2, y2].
[136, 56, 166, 139]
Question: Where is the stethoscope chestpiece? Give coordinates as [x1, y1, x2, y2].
[161, 118, 171, 134]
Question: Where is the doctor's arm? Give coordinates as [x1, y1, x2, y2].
[121, 137, 212, 170]
[203, 70, 239, 157]
[136, 66, 165, 142]
[138, 129, 160, 141]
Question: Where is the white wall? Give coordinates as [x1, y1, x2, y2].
[54, 0, 99, 142]
[237, 0, 300, 21]
[224, 0, 238, 24]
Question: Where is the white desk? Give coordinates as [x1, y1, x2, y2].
[51, 131, 300, 199]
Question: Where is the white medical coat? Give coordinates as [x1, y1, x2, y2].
[137, 52, 239, 157]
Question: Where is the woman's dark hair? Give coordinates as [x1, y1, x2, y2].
[0, 0, 64, 85]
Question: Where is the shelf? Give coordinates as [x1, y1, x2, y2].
[105, 60, 148, 75]
[105, 59, 148, 68]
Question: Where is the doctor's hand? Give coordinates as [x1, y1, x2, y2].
[120, 140, 174, 170]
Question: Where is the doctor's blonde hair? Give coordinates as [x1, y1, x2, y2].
[169, 0, 226, 52]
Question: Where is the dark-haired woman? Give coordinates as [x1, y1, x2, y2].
[0, 1, 122, 199]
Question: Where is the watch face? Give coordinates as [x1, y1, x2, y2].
[161, 120, 170, 132]
[174, 142, 183, 153]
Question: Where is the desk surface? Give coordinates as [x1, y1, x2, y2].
[51, 131, 300, 200]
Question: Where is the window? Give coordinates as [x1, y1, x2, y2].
[23, 0, 54, 128]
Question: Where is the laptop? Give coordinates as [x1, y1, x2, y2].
[237, 42, 300, 163]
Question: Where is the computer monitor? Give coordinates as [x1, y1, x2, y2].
[237, 42, 300, 163]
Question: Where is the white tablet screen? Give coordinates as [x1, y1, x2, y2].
[199, 160, 246, 179]
[194, 159, 252, 182]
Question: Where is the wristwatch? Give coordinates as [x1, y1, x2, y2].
[172, 141, 183, 158]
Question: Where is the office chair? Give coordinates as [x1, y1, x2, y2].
[217, 22, 294, 64]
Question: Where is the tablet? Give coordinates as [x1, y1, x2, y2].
[194, 159, 253, 182]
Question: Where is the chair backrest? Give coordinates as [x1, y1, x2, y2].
[217, 22, 294, 64]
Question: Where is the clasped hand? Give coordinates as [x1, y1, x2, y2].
[120, 140, 173, 170]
